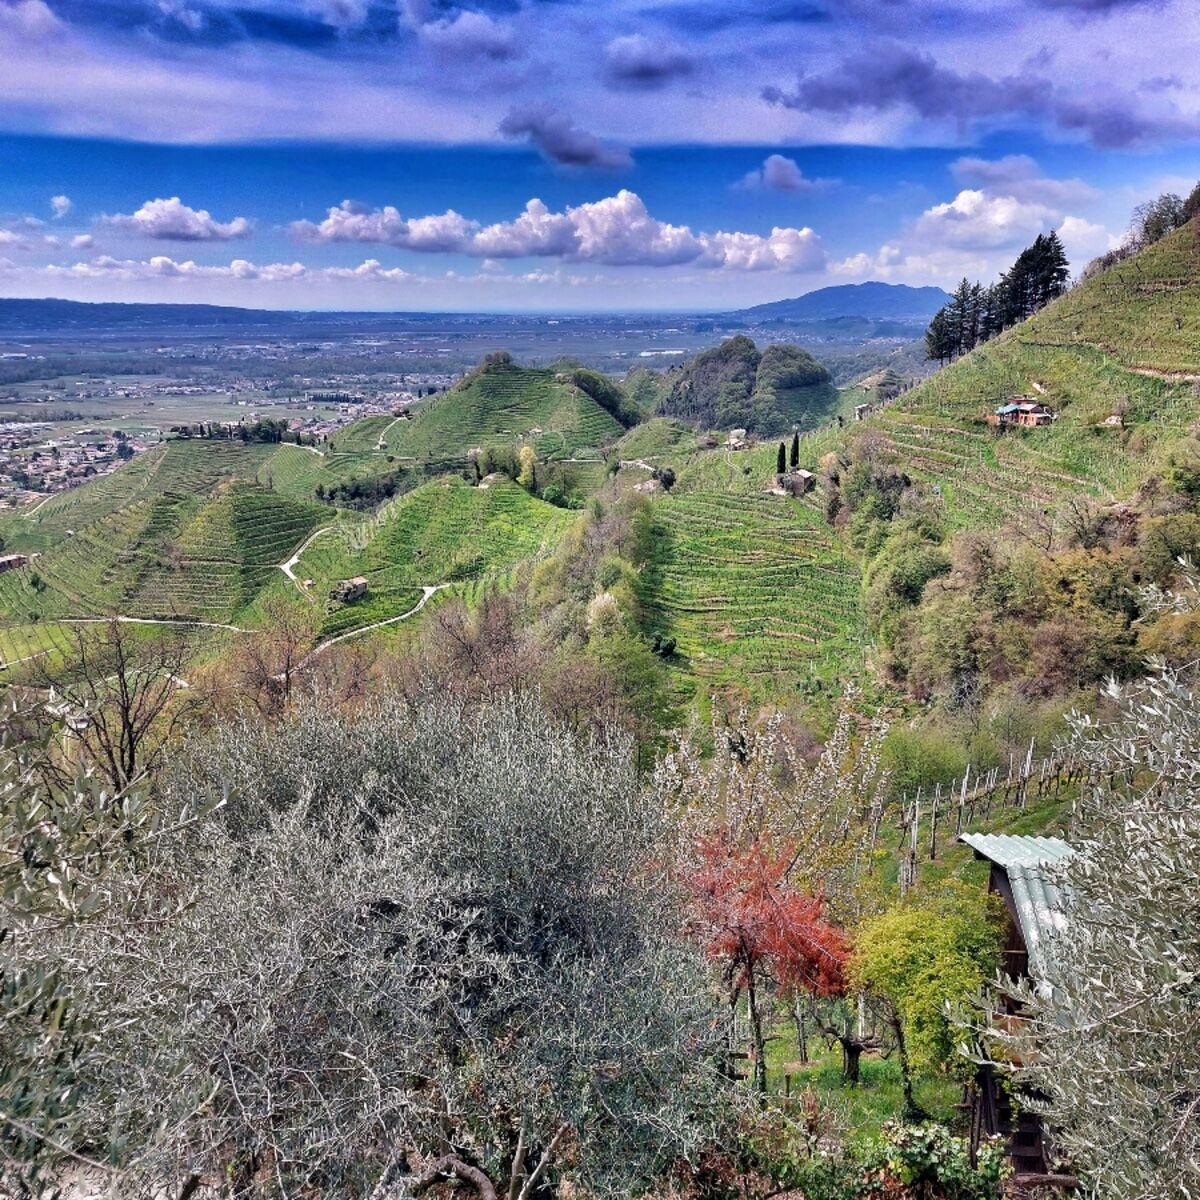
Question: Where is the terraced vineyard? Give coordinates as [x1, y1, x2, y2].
[852, 224, 1200, 525]
[0, 480, 326, 628]
[290, 476, 575, 638]
[640, 447, 864, 682]
[363, 362, 623, 465]
[0, 440, 278, 551]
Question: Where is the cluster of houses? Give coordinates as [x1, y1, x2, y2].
[0, 426, 154, 507]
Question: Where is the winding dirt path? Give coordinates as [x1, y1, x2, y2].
[296, 584, 448, 668]
[279, 525, 337, 590]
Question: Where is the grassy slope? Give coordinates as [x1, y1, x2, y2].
[290, 476, 575, 637]
[340, 362, 624, 467]
[775, 379, 847, 431]
[856, 221, 1200, 526]
[8, 227, 1197, 685]
[637, 444, 865, 688]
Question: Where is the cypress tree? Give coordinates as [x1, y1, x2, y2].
[790, 431, 800, 469]
[777, 442, 787, 474]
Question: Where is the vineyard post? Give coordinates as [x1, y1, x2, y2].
[1020, 737, 1035, 807]
[929, 783, 940, 860]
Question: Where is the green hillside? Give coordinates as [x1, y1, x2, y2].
[638, 445, 864, 685]
[289, 476, 575, 637]
[0, 480, 328, 629]
[656, 336, 843, 434]
[338, 360, 624, 467]
[848, 220, 1200, 525]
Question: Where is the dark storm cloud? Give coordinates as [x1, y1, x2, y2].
[763, 42, 1044, 120]
[497, 108, 633, 169]
[1033, 0, 1162, 11]
[763, 40, 1198, 148]
[640, 0, 829, 33]
[602, 34, 695, 90]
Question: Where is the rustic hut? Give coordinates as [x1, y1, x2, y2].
[959, 833, 1074, 1183]
[330, 576, 369, 603]
[987, 400, 1054, 429]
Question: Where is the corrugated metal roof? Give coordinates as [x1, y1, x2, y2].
[960, 833, 1073, 868]
[960, 834, 1073, 980]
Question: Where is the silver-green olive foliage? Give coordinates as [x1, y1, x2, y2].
[986, 667, 1200, 1200]
[14, 693, 728, 1199]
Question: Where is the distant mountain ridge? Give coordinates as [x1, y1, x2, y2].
[0, 287, 950, 335]
[733, 282, 951, 323]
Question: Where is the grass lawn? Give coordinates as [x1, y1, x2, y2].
[764, 1030, 963, 1146]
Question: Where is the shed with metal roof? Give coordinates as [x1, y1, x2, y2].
[959, 832, 1075, 1181]
[960, 833, 1072, 983]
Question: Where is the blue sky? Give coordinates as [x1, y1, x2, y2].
[0, 0, 1197, 310]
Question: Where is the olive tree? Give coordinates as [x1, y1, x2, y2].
[41, 691, 729, 1199]
[0, 706, 218, 1197]
[977, 666, 1200, 1199]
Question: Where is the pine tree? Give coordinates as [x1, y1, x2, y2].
[790, 432, 799, 469]
[924, 307, 953, 363]
[1035, 229, 1070, 308]
[776, 442, 787, 474]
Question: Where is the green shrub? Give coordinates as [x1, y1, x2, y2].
[859, 1121, 1007, 1199]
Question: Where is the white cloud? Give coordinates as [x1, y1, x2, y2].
[50, 194, 71, 219]
[739, 154, 817, 192]
[44, 255, 308, 282]
[305, 0, 369, 29]
[473, 199, 577, 258]
[157, 0, 205, 31]
[950, 155, 1098, 206]
[566, 191, 702, 266]
[912, 188, 1057, 250]
[69, 233, 94, 250]
[104, 197, 253, 242]
[324, 258, 413, 282]
[292, 201, 476, 252]
[700, 227, 825, 272]
[292, 189, 826, 273]
[419, 10, 517, 61]
[1059, 214, 1119, 263]
[0, 0, 61, 39]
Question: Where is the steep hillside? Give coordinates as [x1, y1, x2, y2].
[339, 359, 624, 468]
[636, 444, 863, 686]
[289, 476, 575, 638]
[852, 220, 1200, 525]
[0, 479, 328, 630]
[657, 336, 842, 434]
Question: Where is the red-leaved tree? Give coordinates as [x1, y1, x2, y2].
[685, 829, 848, 1094]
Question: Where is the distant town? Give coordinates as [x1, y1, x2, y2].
[0, 360, 460, 507]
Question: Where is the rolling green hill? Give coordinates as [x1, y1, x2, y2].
[336, 360, 624, 468]
[288, 475, 575, 638]
[637, 444, 864, 685]
[6, 225, 1199, 703]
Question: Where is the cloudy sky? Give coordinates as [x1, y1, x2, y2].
[0, 0, 1197, 310]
